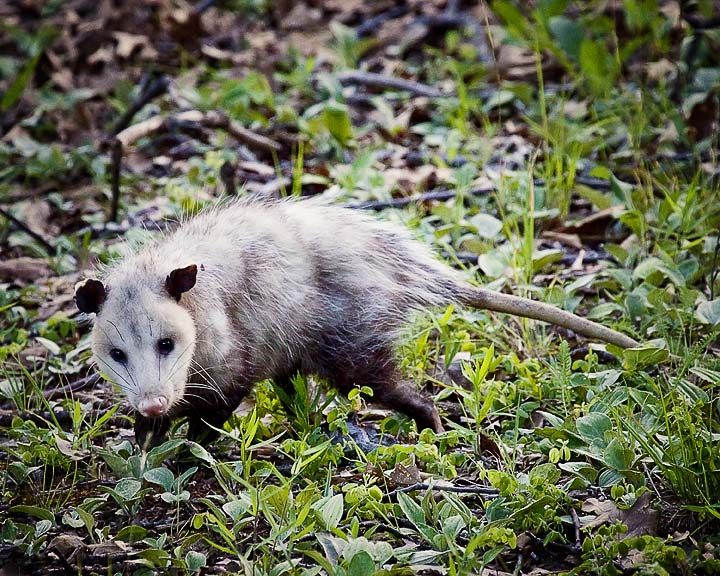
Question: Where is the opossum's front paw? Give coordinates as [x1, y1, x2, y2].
[134, 414, 171, 451]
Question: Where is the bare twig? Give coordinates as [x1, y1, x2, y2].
[109, 139, 123, 223]
[115, 110, 281, 153]
[220, 161, 237, 196]
[512, 553, 524, 576]
[0, 206, 54, 252]
[111, 75, 170, 136]
[444, 0, 463, 15]
[570, 508, 581, 550]
[344, 184, 494, 211]
[356, 4, 410, 37]
[194, 0, 216, 14]
[336, 70, 445, 98]
[43, 373, 103, 401]
[389, 482, 499, 498]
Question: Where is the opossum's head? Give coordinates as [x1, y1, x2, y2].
[75, 264, 198, 419]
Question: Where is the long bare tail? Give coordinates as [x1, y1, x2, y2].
[457, 286, 639, 349]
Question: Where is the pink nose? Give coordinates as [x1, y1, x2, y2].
[138, 396, 169, 417]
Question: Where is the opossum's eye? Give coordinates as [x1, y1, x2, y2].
[110, 348, 127, 363]
[157, 338, 174, 355]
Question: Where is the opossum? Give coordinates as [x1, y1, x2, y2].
[74, 198, 638, 449]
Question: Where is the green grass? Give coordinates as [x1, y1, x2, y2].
[1, 1, 719, 574]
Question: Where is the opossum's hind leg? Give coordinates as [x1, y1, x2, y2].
[373, 378, 444, 433]
[325, 348, 444, 434]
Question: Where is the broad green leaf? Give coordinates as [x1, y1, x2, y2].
[529, 463, 561, 485]
[532, 249, 564, 272]
[696, 298, 720, 325]
[143, 467, 175, 492]
[469, 213, 504, 239]
[313, 494, 344, 530]
[185, 550, 207, 571]
[579, 39, 613, 96]
[603, 438, 634, 470]
[587, 302, 623, 319]
[187, 441, 217, 465]
[548, 16, 584, 60]
[34, 337, 60, 355]
[316, 532, 345, 565]
[116, 525, 148, 542]
[114, 478, 142, 500]
[347, 550, 374, 576]
[576, 413, 612, 442]
[10, 505, 55, 523]
[323, 101, 352, 146]
[622, 345, 669, 371]
[597, 469, 624, 487]
[396, 492, 426, 530]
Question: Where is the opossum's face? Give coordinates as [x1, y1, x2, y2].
[75, 265, 198, 419]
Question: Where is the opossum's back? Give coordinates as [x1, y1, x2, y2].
[173, 198, 462, 308]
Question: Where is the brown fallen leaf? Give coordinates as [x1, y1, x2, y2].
[389, 463, 422, 487]
[540, 230, 583, 251]
[559, 206, 626, 243]
[581, 492, 659, 537]
[0, 258, 52, 283]
[686, 91, 719, 142]
[113, 32, 158, 60]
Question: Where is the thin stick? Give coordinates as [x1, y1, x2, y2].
[344, 184, 494, 210]
[109, 139, 123, 223]
[356, 4, 409, 37]
[570, 508, 581, 550]
[111, 75, 170, 136]
[43, 373, 103, 401]
[0, 206, 54, 252]
[220, 161, 237, 196]
[389, 482, 499, 497]
[336, 70, 445, 98]
[115, 110, 281, 153]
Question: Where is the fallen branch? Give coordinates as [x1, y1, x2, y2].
[115, 110, 281, 153]
[0, 206, 54, 252]
[109, 139, 123, 223]
[344, 184, 494, 210]
[220, 160, 237, 196]
[389, 482, 499, 498]
[43, 373, 103, 401]
[111, 75, 170, 136]
[336, 70, 445, 98]
[356, 4, 409, 37]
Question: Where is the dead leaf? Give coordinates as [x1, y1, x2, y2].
[282, 3, 323, 31]
[113, 32, 158, 60]
[389, 463, 422, 486]
[685, 91, 719, 142]
[54, 434, 88, 461]
[0, 258, 52, 283]
[540, 231, 583, 250]
[49, 534, 87, 558]
[581, 492, 658, 537]
[495, 44, 537, 80]
[559, 206, 626, 242]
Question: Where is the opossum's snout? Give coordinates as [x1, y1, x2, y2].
[138, 395, 169, 417]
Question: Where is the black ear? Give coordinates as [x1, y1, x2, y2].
[74, 279, 107, 314]
[165, 264, 198, 301]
